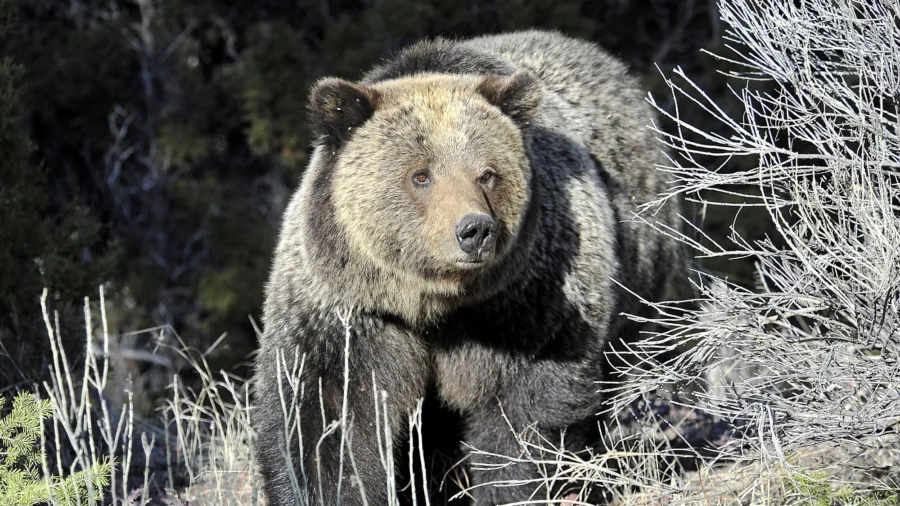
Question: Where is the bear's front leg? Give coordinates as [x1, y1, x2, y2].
[253, 312, 430, 506]
[463, 391, 603, 506]
[437, 340, 606, 506]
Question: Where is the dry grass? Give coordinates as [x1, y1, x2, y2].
[23, 286, 897, 505]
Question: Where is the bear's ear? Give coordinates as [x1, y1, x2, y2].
[308, 78, 381, 146]
[476, 71, 541, 127]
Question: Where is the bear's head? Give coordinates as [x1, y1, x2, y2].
[304, 72, 542, 321]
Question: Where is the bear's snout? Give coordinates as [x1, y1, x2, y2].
[455, 213, 497, 258]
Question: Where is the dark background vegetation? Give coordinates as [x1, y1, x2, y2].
[0, 0, 762, 406]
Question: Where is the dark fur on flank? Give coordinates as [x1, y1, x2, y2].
[253, 30, 684, 506]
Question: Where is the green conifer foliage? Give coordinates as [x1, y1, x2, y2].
[0, 393, 114, 506]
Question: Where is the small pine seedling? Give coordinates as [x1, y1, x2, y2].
[0, 392, 115, 505]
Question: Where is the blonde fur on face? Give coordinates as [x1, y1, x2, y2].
[330, 75, 532, 296]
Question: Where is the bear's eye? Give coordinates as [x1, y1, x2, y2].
[478, 169, 496, 185]
[412, 170, 431, 186]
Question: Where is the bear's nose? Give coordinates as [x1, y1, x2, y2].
[455, 214, 497, 255]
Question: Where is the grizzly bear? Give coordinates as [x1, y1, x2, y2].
[253, 30, 683, 506]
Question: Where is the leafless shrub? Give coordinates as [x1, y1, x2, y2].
[605, 0, 900, 495]
[37, 287, 161, 506]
